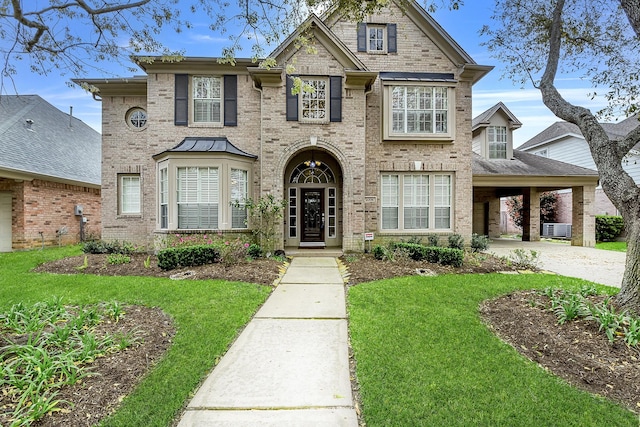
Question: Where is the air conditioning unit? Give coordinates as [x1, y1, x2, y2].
[542, 223, 572, 238]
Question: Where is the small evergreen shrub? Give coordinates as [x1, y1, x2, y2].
[470, 234, 490, 252]
[438, 248, 464, 267]
[595, 215, 624, 242]
[82, 240, 136, 255]
[157, 245, 219, 270]
[448, 234, 464, 250]
[426, 234, 440, 247]
[247, 244, 262, 259]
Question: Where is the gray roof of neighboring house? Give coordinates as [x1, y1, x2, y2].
[153, 137, 258, 159]
[518, 115, 640, 151]
[0, 95, 101, 186]
[472, 150, 600, 177]
[472, 102, 522, 130]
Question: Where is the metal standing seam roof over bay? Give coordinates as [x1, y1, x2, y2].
[0, 95, 101, 186]
[152, 137, 258, 159]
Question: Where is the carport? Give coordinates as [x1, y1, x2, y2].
[472, 151, 600, 247]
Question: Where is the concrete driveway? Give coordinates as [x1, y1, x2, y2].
[486, 238, 626, 288]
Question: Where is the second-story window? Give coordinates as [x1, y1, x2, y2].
[488, 126, 507, 159]
[368, 25, 386, 52]
[300, 79, 328, 122]
[193, 76, 222, 123]
[391, 86, 449, 134]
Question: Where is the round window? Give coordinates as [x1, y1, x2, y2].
[126, 108, 147, 129]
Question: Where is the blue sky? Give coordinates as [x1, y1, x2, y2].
[6, 1, 611, 146]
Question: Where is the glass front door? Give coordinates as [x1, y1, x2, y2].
[301, 189, 324, 242]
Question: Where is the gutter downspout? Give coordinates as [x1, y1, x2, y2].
[252, 80, 264, 196]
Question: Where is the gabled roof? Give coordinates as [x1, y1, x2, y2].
[519, 115, 640, 151]
[0, 95, 101, 187]
[270, 14, 369, 71]
[472, 102, 522, 131]
[152, 137, 258, 160]
[321, 0, 493, 84]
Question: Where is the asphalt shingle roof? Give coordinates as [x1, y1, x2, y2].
[0, 95, 101, 185]
[518, 115, 640, 151]
[472, 150, 600, 177]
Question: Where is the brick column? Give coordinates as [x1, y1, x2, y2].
[488, 197, 501, 238]
[522, 187, 540, 241]
[571, 185, 596, 247]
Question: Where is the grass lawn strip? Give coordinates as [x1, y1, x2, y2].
[348, 274, 637, 426]
[0, 247, 271, 427]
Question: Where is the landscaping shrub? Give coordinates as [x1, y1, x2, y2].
[448, 233, 464, 250]
[82, 240, 136, 255]
[470, 233, 490, 252]
[595, 215, 624, 242]
[426, 233, 440, 247]
[438, 247, 464, 267]
[156, 245, 219, 270]
[247, 243, 262, 259]
[390, 242, 463, 267]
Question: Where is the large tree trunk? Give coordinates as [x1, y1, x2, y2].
[617, 220, 640, 312]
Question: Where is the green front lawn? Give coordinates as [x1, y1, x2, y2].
[0, 246, 271, 427]
[596, 241, 627, 252]
[348, 274, 635, 426]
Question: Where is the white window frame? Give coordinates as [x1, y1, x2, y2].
[126, 108, 147, 130]
[231, 168, 248, 229]
[177, 167, 219, 229]
[192, 75, 222, 124]
[488, 126, 507, 159]
[368, 24, 387, 53]
[299, 78, 328, 123]
[159, 168, 168, 229]
[381, 173, 453, 231]
[383, 83, 455, 141]
[119, 174, 141, 215]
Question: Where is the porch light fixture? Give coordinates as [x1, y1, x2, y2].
[304, 151, 322, 169]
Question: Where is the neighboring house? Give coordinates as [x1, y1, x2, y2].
[471, 102, 599, 245]
[0, 95, 101, 251]
[518, 115, 640, 219]
[73, 1, 597, 252]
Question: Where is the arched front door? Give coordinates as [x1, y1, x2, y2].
[285, 152, 341, 248]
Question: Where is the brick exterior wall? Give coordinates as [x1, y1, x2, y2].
[0, 178, 101, 250]
[96, 3, 479, 251]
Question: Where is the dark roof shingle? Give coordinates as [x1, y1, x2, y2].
[0, 95, 101, 185]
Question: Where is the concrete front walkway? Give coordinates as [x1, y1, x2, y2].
[177, 257, 357, 426]
[487, 238, 626, 288]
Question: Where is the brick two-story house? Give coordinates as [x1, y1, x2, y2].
[75, 1, 597, 252]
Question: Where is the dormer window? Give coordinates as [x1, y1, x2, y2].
[488, 126, 507, 159]
[357, 23, 397, 54]
[368, 25, 387, 52]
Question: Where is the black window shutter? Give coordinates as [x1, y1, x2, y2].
[224, 75, 237, 126]
[357, 23, 367, 52]
[330, 76, 342, 123]
[286, 77, 298, 121]
[387, 24, 397, 53]
[174, 74, 188, 126]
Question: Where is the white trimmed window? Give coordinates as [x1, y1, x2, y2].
[488, 126, 507, 159]
[177, 167, 219, 229]
[119, 175, 141, 215]
[385, 84, 453, 140]
[231, 168, 248, 229]
[159, 168, 168, 229]
[368, 25, 386, 52]
[300, 78, 328, 122]
[381, 173, 453, 230]
[193, 76, 221, 123]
